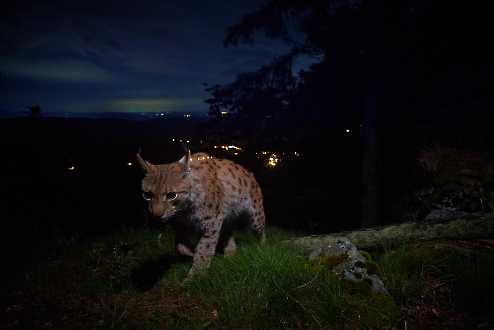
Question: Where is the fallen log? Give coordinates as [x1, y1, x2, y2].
[289, 212, 494, 252]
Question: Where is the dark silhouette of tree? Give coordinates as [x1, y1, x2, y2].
[223, 0, 384, 226]
[204, 55, 297, 145]
[219, 0, 493, 227]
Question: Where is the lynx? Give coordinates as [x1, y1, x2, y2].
[137, 150, 266, 277]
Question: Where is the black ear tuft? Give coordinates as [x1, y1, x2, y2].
[178, 146, 192, 174]
[137, 151, 153, 173]
[180, 141, 190, 155]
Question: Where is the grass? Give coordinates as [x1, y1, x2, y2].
[375, 241, 494, 328]
[2, 226, 494, 329]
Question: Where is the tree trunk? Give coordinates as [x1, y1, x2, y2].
[361, 85, 381, 227]
[360, 0, 386, 228]
[288, 213, 494, 252]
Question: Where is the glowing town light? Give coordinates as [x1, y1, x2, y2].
[68, 166, 75, 171]
[214, 145, 218, 149]
[228, 145, 242, 151]
[267, 154, 279, 167]
[160, 113, 164, 116]
[186, 140, 190, 143]
[172, 138, 175, 142]
[294, 152, 299, 157]
[220, 111, 229, 115]
[234, 152, 239, 156]
[127, 162, 133, 166]
[345, 129, 350, 133]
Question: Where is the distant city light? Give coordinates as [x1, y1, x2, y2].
[184, 113, 192, 118]
[220, 111, 229, 116]
[186, 140, 190, 143]
[214, 144, 243, 152]
[160, 113, 165, 116]
[294, 152, 299, 156]
[267, 154, 279, 167]
[68, 166, 75, 171]
[172, 138, 175, 142]
[234, 152, 239, 155]
[127, 162, 133, 166]
[345, 129, 350, 133]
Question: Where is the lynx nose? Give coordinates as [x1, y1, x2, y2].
[150, 203, 165, 218]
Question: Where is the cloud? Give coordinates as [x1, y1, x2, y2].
[111, 97, 204, 112]
[1, 0, 286, 83]
[0, 58, 114, 82]
[0, 0, 291, 113]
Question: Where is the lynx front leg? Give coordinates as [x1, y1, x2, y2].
[187, 229, 221, 278]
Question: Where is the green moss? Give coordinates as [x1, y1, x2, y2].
[80, 278, 112, 296]
[346, 292, 399, 328]
[309, 253, 349, 271]
[365, 261, 379, 275]
[342, 277, 372, 295]
[360, 250, 373, 262]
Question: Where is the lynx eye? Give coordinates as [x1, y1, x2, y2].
[166, 192, 177, 201]
[142, 191, 153, 201]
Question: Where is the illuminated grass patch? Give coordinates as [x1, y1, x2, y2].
[8, 226, 494, 329]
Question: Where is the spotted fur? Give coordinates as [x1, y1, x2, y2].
[137, 150, 266, 278]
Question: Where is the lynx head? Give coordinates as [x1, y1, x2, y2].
[137, 150, 192, 221]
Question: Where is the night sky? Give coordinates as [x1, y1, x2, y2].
[0, 0, 291, 115]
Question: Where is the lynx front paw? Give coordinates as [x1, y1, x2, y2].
[176, 243, 194, 257]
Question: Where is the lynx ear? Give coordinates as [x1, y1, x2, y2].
[178, 148, 192, 173]
[136, 152, 154, 173]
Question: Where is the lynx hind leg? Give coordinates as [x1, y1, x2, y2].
[223, 236, 237, 256]
[250, 182, 267, 244]
[250, 208, 266, 244]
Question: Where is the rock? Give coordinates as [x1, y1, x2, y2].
[308, 237, 389, 295]
[424, 207, 467, 221]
